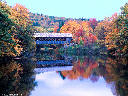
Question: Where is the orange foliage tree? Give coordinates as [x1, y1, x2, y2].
[60, 20, 97, 45]
[102, 3, 128, 56]
[103, 13, 119, 50]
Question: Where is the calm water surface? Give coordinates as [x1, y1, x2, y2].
[0, 52, 128, 96]
[31, 72, 113, 96]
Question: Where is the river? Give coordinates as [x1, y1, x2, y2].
[0, 50, 127, 96]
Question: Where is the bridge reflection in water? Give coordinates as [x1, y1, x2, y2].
[35, 66, 73, 73]
[35, 60, 73, 73]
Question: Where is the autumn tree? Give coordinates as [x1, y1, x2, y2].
[115, 3, 128, 56]
[11, 4, 36, 57]
[0, 1, 22, 56]
[60, 20, 97, 46]
[0, 1, 35, 57]
[10, 3, 31, 28]
[94, 22, 106, 41]
[104, 3, 128, 56]
[89, 18, 98, 30]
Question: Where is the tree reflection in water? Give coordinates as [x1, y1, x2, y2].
[58, 56, 128, 96]
[105, 57, 128, 96]
[0, 57, 37, 96]
[59, 56, 103, 81]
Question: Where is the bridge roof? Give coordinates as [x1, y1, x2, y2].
[34, 33, 72, 37]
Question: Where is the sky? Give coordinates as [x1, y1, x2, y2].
[30, 72, 114, 96]
[5, 0, 128, 20]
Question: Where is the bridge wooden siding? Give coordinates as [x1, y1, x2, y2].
[34, 33, 73, 44]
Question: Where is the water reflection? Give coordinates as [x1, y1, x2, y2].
[35, 50, 73, 74]
[104, 57, 128, 96]
[58, 56, 128, 96]
[60, 56, 100, 80]
[31, 72, 113, 96]
[0, 51, 128, 96]
[0, 57, 37, 96]
[33, 51, 128, 96]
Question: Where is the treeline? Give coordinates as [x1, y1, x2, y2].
[29, 12, 92, 33]
[0, 1, 35, 57]
[57, 3, 128, 57]
[0, 1, 128, 57]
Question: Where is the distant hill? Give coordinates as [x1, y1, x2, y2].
[29, 13, 88, 32]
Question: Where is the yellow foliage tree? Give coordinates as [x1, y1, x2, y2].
[9, 4, 31, 28]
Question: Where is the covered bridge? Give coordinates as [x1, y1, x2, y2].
[34, 33, 73, 45]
